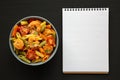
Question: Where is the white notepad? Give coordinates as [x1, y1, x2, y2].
[62, 8, 109, 74]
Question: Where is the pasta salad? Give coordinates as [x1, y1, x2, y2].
[10, 18, 56, 64]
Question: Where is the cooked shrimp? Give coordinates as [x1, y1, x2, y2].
[43, 29, 53, 36]
[28, 36, 36, 43]
[28, 20, 41, 27]
[28, 20, 41, 32]
[28, 36, 41, 43]
[13, 39, 24, 50]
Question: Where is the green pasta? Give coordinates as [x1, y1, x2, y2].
[15, 49, 19, 54]
[39, 41, 46, 47]
[19, 51, 26, 56]
[33, 31, 38, 35]
[18, 55, 31, 63]
[40, 25, 46, 32]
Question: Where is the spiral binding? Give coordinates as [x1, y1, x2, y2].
[64, 8, 107, 11]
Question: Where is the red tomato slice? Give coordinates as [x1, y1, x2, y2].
[26, 49, 36, 60]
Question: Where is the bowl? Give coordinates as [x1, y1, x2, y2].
[9, 16, 59, 66]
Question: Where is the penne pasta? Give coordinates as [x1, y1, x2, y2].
[10, 18, 56, 64]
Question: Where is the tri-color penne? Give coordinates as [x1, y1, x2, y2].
[10, 18, 56, 63]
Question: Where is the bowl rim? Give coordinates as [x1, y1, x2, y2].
[9, 16, 59, 66]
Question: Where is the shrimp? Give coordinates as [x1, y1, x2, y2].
[13, 39, 24, 50]
[28, 36, 41, 48]
[43, 29, 55, 36]
[28, 36, 42, 43]
[28, 36, 36, 43]
[28, 20, 41, 32]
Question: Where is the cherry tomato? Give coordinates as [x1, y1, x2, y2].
[26, 49, 36, 60]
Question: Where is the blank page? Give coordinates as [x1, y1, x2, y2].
[62, 8, 109, 74]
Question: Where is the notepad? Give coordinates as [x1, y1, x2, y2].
[62, 8, 109, 74]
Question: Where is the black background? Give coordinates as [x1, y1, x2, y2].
[0, 0, 120, 80]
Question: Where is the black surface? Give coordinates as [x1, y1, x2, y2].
[0, 0, 120, 80]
